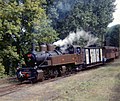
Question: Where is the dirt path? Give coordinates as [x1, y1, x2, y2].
[0, 58, 120, 101]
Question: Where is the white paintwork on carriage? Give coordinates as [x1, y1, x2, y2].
[85, 49, 90, 64]
[96, 49, 100, 62]
[93, 49, 96, 62]
[100, 49, 103, 61]
[90, 49, 94, 63]
[91, 49, 94, 63]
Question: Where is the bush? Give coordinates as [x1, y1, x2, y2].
[0, 63, 5, 78]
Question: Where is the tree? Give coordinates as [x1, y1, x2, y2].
[18, 0, 58, 52]
[0, 0, 58, 75]
[0, 0, 22, 75]
[47, 0, 116, 44]
[92, 0, 116, 45]
[105, 24, 120, 47]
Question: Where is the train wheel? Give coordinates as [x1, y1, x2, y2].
[82, 63, 87, 69]
[50, 69, 59, 78]
[43, 69, 50, 80]
[53, 69, 58, 78]
[57, 68, 62, 77]
[75, 65, 82, 72]
[31, 76, 37, 84]
[18, 78, 24, 83]
[65, 65, 72, 75]
[79, 65, 83, 71]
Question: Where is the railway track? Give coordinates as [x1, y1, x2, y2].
[0, 82, 33, 97]
[0, 63, 109, 97]
[0, 70, 80, 97]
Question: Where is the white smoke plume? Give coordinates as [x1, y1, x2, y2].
[53, 29, 99, 47]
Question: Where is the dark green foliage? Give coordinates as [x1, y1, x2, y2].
[105, 24, 120, 47]
[47, 0, 115, 41]
[0, 0, 58, 76]
[0, 0, 22, 75]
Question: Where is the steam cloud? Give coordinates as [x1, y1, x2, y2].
[53, 29, 99, 47]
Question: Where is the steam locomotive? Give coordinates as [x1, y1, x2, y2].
[16, 44, 119, 82]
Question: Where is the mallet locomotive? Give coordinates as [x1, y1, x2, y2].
[16, 44, 119, 82]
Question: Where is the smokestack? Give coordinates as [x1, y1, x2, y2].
[40, 44, 47, 51]
[47, 44, 55, 51]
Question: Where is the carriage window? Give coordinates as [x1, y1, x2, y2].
[69, 48, 74, 54]
[76, 47, 81, 54]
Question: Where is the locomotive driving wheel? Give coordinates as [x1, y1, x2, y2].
[43, 69, 50, 80]
[49, 68, 58, 78]
[52, 69, 59, 78]
[65, 65, 72, 75]
[76, 65, 83, 71]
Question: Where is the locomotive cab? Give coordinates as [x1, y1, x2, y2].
[66, 45, 81, 54]
[72, 45, 81, 54]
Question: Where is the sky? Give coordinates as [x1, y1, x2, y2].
[108, 0, 120, 27]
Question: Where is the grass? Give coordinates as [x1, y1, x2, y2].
[50, 59, 120, 101]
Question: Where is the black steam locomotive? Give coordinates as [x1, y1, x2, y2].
[16, 44, 119, 82]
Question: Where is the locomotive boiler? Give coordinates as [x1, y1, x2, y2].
[24, 44, 62, 68]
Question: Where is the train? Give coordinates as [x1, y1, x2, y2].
[16, 44, 119, 82]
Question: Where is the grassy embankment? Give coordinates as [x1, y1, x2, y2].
[50, 58, 120, 101]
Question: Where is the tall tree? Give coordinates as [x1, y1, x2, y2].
[0, 0, 58, 75]
[105, 24, 120, 47]
[92, 0, 116, 45]
[48, 0, 116, 43]
[0, 0, 22, 74]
